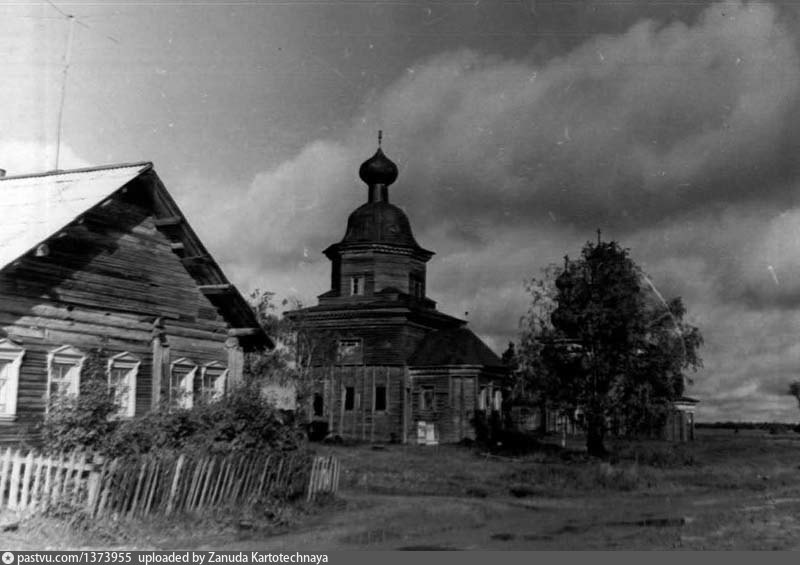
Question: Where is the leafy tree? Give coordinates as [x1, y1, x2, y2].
[520, 237, 703, 456]
[245, 289, 338, 417]
[789, 381, 800, 409]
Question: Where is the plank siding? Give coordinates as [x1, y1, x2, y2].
[310, 365, 405, 442]
[0, 192, 233, 445]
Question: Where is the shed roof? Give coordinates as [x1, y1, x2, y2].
[409, 327, 504, 368]
[0, 162, 271, 348]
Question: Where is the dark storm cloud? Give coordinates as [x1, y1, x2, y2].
[203, 0, 800, 421]
[237, 0, 800, 269]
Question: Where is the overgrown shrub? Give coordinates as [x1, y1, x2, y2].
[102, 382, 305, 457]
[41, 353, 305, 457]
[40, 349, 120, 454]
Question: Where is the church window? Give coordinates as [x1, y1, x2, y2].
[409, 274, 424, 299]
[350, 276, 364, 296]
[419, 386, 434, 411]
[375, 385, 387, 411]
[344, 386, 355, 411]
[337, 339, 363, 364]
[313, 393, 324, 417]
[478, 387, 488, 411]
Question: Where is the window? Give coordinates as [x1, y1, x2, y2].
[478, 387, 488, 411]
[350, 276, 364, 296]
[337, 339, 363, 364]
[107, 352, 140, 418]
[200, 362, 227, 402]
[313, 393, 324, 417]
[47, 345, 84, 410]
[344, 387, 355, 411]
[169, 358, 197, 409]
[375, 385, 387, 411]
[409, 274, 424, 299]
[419, 386, 434, 411]
[0, 340, 24, 420]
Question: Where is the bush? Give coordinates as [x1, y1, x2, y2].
[102, 382, 305, 457]
[41, 355, 305, 458]
[40, 349, 120, 454]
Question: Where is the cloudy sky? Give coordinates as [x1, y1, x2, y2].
[4, 0, 800, 421]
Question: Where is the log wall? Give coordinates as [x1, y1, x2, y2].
[0, 190, 232, 444]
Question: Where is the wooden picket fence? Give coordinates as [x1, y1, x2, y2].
[0, 449, 97, 514]
[306, 455, 340, 501]
[0, 448, 339, 518]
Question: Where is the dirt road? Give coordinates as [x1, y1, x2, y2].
[172, 487, 800, 551]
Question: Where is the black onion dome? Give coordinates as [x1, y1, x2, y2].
[341, 201, 420, 248]
[358, 148, 398, 186]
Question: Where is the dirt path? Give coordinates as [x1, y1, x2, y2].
[168, 487, 800, 551]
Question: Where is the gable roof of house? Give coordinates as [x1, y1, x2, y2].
[408, 327, 505, 368]
[0, 162, 271, 349]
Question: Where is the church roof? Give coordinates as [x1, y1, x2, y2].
[338, 201, 424, 249]
[326, 142, 432, 257]
[409, 327, 504, 368]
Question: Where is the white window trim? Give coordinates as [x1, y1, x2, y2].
[0, 339, 25, 421]
[201, 361, 228, 402]
[478, 387, 488, 411]
[337, 338, 363, 364]
[46, 345, 85, 411]
[170, 358, 197, 409]
[107, 352, 140, 418]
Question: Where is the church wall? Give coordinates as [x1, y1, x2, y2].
[310, 365, 405, 442]
[337, 251, 427, 297]
[305, 322, 430, 366]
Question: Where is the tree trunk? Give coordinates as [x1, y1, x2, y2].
[585, 412, 606, 457]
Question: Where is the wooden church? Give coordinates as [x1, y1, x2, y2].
[287, 140, 509, 444]
[0, 163, 270, 445]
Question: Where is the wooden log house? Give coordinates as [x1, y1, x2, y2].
[0, 162, 270, 445]
[287, 141, 510, 444]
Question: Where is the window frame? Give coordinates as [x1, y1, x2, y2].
[0, 339, 25, 421]
[374, 385, 387, 412]
[107, 351, 140, 419]
[312, 392, 324, 417]
[419, 385, 435, 412]
[409, 274, 425, 299]
[337, 338, 363, 365]
[169, 357, 197, 409]
[478, 386, 488, 411]
[350, 275, 365, 296]
[200, 361, 228, 403]
[344, 386, 355, 411]
[46, 345, 84, 411]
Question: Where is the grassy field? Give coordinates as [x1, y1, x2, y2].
[4, 428, 800, 550]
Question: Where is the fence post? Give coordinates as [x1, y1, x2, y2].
[96, 457, 119, 518]
[86, 455, 105, 517]
[166, 454, 185, 516]
[19, 451, 34, 510]
[8, 449, 21, 509]
[0, 447, 11, 508]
